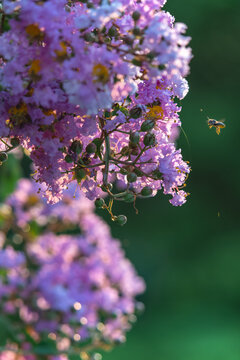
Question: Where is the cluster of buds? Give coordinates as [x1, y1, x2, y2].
[0, 0, 192, 221]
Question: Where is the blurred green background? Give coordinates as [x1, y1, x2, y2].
[1, 0, 240, 359]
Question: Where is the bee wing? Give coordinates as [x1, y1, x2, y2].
[219, 123, 225, 129]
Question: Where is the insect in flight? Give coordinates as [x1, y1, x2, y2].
[207, 118, 226, 135]
[200, 109, 226, 135]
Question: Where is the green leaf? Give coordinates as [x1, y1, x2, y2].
[0, 154, 22, 201]
[0, 316, 20, 346]
[33, 339, 58, 355]
[69, 355, 81, 360]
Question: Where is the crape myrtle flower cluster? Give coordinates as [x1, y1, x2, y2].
[0, 0, 192, 221]
[0, 179, 145, 359]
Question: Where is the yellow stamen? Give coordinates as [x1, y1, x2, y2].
[25, 24, 44, 41]
[55, 41, 68, 62]
[9, 102, 28, 116]
[42, 109, 57, 117]
[29, 59, 41, 75]
[92, 64, 109, 84]
[145, 105, 164, 120]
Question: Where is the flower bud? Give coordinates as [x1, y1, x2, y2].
[123, 193, 135, 203]
[133, 27, 141, 36]
[130, 131, 140, 144]
[141, 119, 155, 132]
[70, 140, 83, 154]
[141, 186, 152, 197]
[143, 133, 156, 146]
[131, 58, 142, 67]
[104, 111, 111, 118]
[0, 152, 8, 162]
[158, 64, 166, 70]
[84, 32, 95, 42]
[74, 168, 86, 183]
[127, 172, 137, 183]
[95, 198, 105, 209]
[86, 142, 97, 154]
[65, 154, 73, 163]
[132, 11, 141, 21]
[146, 51, 157, 60]
[108, 26, 118, 38]
[129, 105, 143, 119]
[115, 215, 127, 226]
[123, 36, 134, 46]
[10, 137, 20, 147]
[81, 155, 91, 165]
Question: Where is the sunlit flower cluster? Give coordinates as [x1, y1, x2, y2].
[0, 0, 192, 216]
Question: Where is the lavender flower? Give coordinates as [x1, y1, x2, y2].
[0, 0, 192, 217]
[0, 179, 145, 358]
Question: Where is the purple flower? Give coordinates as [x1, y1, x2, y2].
[0, 179, 145, 355]
[0, 0, 192, 209]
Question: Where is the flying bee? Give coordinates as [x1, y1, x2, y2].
[207, 118, 225, 135]
[200, 109, 226, 135]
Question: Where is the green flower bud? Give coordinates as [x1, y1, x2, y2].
[83, 32, 95, 42]
[0, 152, 8, 163]
[86, 142, 97, 154]
[141, 186, 153, 197]
[129, 105, 143, 119]
[132, 11, 141, 21]
[104, 36, 111, 43]
[130, 131, 140, 144]
[65, 154, 74, 163]
[143, 133, 156, 146]
[131, 58, 142, 67]
[127, 172, 137, 183]
[74, 168, 86, 183]
[123, 193, 135, 203]
[10, 137, 20, 147]
[158, 64, 166, 70]
[133, 27, 141, 36]
[123, 36, 134, 46]
[146, 51, 157, 60]
[141, 119, 155, 132]
[108, 26, 118, 38]
[104, 111, 111, 118]
[95, 198, 105, 209]
[70, 140, 83, 154]
[115, 215, 127, 226]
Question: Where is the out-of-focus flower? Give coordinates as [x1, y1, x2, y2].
[0, 179, 145, 358]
